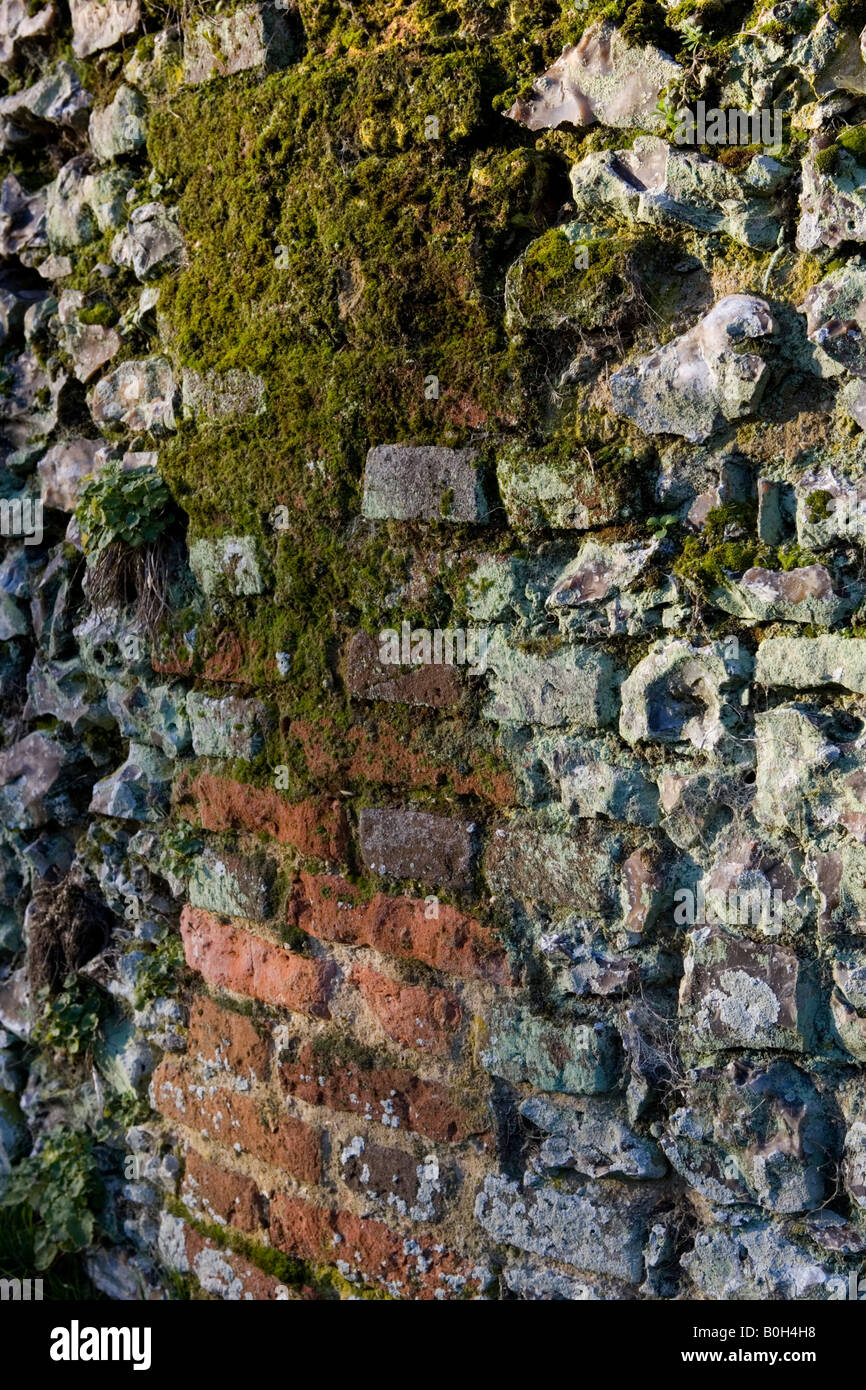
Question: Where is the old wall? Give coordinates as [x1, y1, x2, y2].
[3, 0, 866, 1301]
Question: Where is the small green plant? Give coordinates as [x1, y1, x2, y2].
[32, 974, 104, 1060]
[76, 463, 176, 558]
[134, 930, 186, 1010]
[0, 1128, 102, 1269]
[655, 95, 682, 140]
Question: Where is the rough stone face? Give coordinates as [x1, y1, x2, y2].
[521, 1094, 666, 1179]
[89, 83, 147, 162]
[187, 692, 273, 760]
[90, 357, 178, 435]
[756, 636, 866, 694]
[57, 290, 122, 382]
[619, 640, 750, 752]
[714, 564, 854, 626]
[570, 138, 780, 250]
[679, 928, 810, 1053]
[37, 437, 100, 510]
[188, 849, 276, 922]
[483, 821, 621, 914]
[661, 1061, 833, 1213]
[0, 0, 55, 65]
[362, 445, 488, 523]
[0, 732, 83, 828]
[69, 0, 139, 58]
[507, 22, 680, 133]
[475, 1174, 648, 1284]
[359, 807, 476, 891]
[345, 631, 462, 708]
[89, 743, 173, 822]
[799, 257, 866, 376]
[188, 535, 268, 598]
[483, 1007, 621, 1094]
[484, 636, 618, 728]
[111, 202, 185, 281]
[183, 3, 297, 85]
[683, 1224, 843, 1300]
[0, 174, 47, 258]
[0, 61, 90, 148]
[611, 296, 774, 442]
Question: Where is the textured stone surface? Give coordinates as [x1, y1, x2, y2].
[362, 444, 488, 523]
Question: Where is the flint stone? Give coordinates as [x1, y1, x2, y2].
[484, 638, 618, 728]
[798, 257, 866, 375]
[111, 202, 184, 281]
[188, 848, 276, 921]
[187, 692, 272, 761]
[183, 3, 297, 85]
[0, 731, 82, 827]
[38, 437, 100, 511]
[475, 1174, 646, 1284]
[611, 295, 774, 443]
[0, 0, 55, 64]
[570, 137, 779, 250]
[754, 705, 839, 834]
[683, 1223, 843, 1300]
[362, 444, 488, 523]
[89, 743, 173, 822]
[90, 357, 178, 435]
[359, 807, 476, 892]
[714, 564, 852, 625]
[89, 83, 147, 162]
[0, 61, 90, 147]
[507, 22, 679, 133]
[106, 680, 190, 757]
[797, 148, 866, 252]
[57, 290, 122, 383]
[521, 1094, 665, 1179]
[662, 1060, 832, 1213]
[25, 657, 111, 732]
[619, 639, 749, 751]
[0, 174, 46, 257]
[795, 464, 866, 548]
[70, 0, 139, 57]
[756, 635, 866, 694]
[679, 928, 809, 1052]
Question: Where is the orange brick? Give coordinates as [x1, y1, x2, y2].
[350, 964, 462, 1054]
[182, 904, 335, 1018]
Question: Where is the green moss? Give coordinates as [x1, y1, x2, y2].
[619, 0, 678, 49]
[806, 489, 834, 522]
[813, 144, 840, 175]
[838, 124, 866, 161]
[674, 502, 817, 593]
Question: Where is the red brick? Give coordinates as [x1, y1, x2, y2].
[177, 773, 349, 861]
[289, 873, 510, 984]
[184, 1227, 320, 1300]
[182, 1149, 265, 1233]
[187, 994, 271, 1080]
[280, 1043, 485, 1144]
[269, 1194, 489, 1299]
[289, 718, 515, 805]
[182, 904, 335, 1018]
[350, 964, 462, 1055]
[153, 1059, 321, 1181]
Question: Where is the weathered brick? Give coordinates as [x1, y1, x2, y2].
[359, 807, 477, 891]
[346, 631, 462, 708]
[362, 444, 488, 524]
[289, 873, 509, 984]
[182, 904, 335, 1018]
[339, 1136, 423, 1210]
[182, 1149, 265, 1233]
[350, 964, 462, 1055]
[281, 1043, 485, 1143]
[269, 1193, 490, 1298]
[152, 1059, 321, 1181]
[184, 1227, 317, 1300]
[177, 772, 349, 860]
[288, 718, 515, 805]
[187, 992, 271, 1080]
